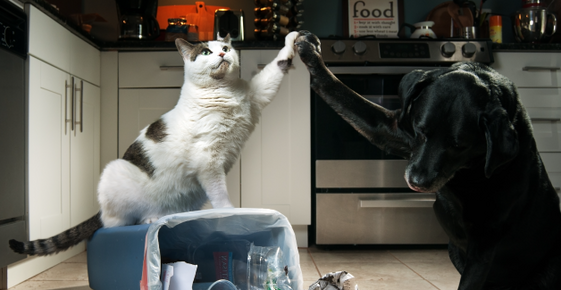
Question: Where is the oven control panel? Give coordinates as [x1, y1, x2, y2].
[0, 1, 27, 58]
[320, 39, 493, 65]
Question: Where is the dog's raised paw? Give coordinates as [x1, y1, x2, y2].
[295, 30, 322, 67]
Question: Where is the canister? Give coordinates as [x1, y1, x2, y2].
[489, 15, 502, 43]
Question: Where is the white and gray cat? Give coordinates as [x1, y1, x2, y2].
[10, 32, 299, 256]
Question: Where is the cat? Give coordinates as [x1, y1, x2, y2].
[9, 32, 299, 256]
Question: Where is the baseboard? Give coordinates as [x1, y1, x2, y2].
[292, 225, 309, 247]
[7, 242, 85, 288]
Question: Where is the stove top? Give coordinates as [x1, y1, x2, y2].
[319, 38, 494, 65]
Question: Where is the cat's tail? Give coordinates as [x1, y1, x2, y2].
[9, 212, 103, 256]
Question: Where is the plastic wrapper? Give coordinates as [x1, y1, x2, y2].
[308, 271, 358, 290]
[247, 244, 293, 290]
[139, 208, 303, 290]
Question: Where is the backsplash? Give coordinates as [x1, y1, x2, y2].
[157, 0, 527, 42]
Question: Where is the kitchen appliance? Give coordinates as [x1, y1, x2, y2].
[0, 0, 27, 280]
[214, 9, 244, 41]
[513, 0, 557, 43]
[410, 21, 436, 39]
[313, 38, 493, 245]
[116, 0, 160, 40]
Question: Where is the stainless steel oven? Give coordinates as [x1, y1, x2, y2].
[312, 38, 494, 245]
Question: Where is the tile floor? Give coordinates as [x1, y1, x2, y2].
[9, 246, 461, 290]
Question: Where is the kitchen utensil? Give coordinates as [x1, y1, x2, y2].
[426, 1, 474, 38]
[410, 21, 437, 39]
[214, 9, 244, 41]
[462, 26, 477, 38]
[116, 0, 160, 40]
[513, 0, 557, 42]
[447, 2, 465, 29]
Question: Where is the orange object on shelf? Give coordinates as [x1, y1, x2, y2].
[157, 2, 229, 41]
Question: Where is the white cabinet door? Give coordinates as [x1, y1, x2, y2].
[28, 5, 71, 73]
[117, 88, 241, 207]
[70, 79, 101, 226]
[492, 52, 561, 88]
[28, 57, 71, 240]
[240, 50, 311, 225]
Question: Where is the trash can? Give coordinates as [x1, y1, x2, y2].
[87, 208, 303, 290]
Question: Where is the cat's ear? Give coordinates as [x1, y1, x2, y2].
[221, 34, 231, 44]
[175, 38, 195, 59]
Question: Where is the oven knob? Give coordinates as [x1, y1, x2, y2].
[353, 41, 367, 55]
[331, 41, 346, 54]
[441, 42, 456, 57]
[462, 43, 477, 58]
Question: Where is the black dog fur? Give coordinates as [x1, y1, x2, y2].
[295, 31, 561, 289]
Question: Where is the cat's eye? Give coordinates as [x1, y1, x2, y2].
[201, 49, 212, 56]
[222, 46, 229, 52]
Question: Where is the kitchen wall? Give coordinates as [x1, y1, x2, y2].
[159, 0, 524, 42]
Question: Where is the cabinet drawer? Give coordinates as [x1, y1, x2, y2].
[541, 153, 561, 193]
[492, 53, 561, 88]
[119, 52, 184, 88]
[316, 193, 448, 244]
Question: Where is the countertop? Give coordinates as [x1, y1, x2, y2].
[23, 0, 561, 52]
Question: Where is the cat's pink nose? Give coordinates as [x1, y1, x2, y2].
[218, 52, 225, 57]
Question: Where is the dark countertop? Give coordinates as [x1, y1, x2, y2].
[24, 0, 561, 52]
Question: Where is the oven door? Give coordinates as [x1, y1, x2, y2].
[312, 66, 448, 245]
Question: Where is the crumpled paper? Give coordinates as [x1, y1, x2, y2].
[308, 271, 358, 290]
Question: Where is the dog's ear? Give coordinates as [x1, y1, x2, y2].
[398, 68, 452, 123]
[398, 70, 429, 122]
[481, 106, 519, 178]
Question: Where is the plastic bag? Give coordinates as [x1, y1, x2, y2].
[139, 208, 303, 290]
[247, 244, 293, 290]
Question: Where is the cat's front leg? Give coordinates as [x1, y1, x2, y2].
[249, 31, 299, 110]
[198, 171, 234, 208]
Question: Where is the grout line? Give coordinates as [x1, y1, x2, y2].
[306, 248, 323, 278]
[388, 251, 442, 290]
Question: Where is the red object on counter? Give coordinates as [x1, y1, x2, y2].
[157, 2, 229, 41]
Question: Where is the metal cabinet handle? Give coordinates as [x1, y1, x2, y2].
[74, 79, 83, 133]
[531, 118, 561, 122]
[71, 77, 75, 132]
[522, 66, 561, 72]
[159, 66, 183, 71]
[360, 198, 435, 208]
[64, 80, 72, 135]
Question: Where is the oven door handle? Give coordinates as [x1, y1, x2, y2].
[359, 194, 436, 208]
[327, 66, 438, 75]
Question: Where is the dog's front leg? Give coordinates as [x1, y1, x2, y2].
[458, 243, 497, 290]
[295, 31, 411, 158]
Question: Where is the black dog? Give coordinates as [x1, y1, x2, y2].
[295, 31, 561, 289]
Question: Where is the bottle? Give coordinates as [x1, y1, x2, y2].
[254, 13, 290, 27]
[254, 3, 289, 16]
[489, 15, 502, 43]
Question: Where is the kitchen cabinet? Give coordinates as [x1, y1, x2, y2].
[28, 58, 100, 238]
[8, 5, 101, 287]
[240, 50, 311, 227]
[492, 53, 561, 200]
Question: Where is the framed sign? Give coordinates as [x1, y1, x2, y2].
[344, 0, 404, 38]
